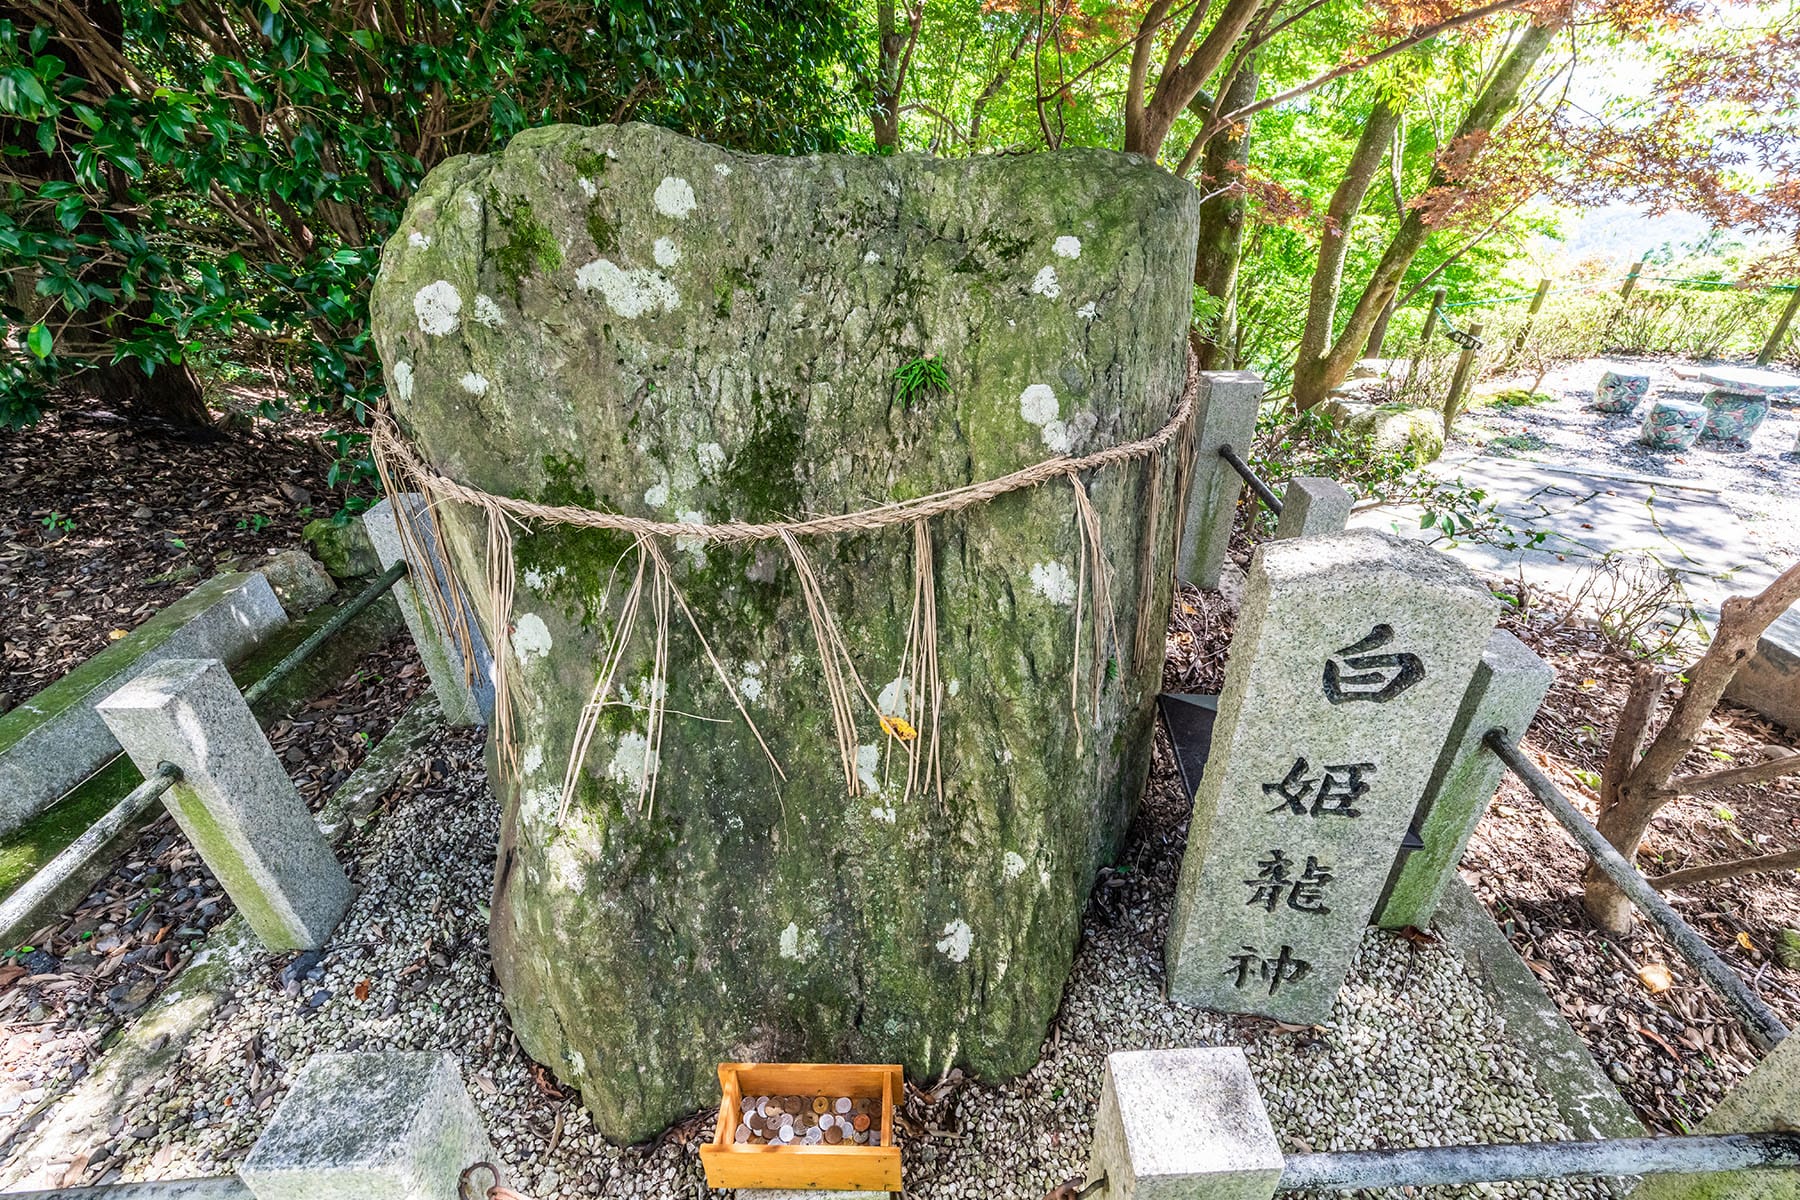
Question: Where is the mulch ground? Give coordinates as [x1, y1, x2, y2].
[0, 402, 353, 708]
[1467, 592, 1800, 1134]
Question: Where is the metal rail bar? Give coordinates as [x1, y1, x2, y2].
[0, 763, 181, 942]
[1484, 728, 1790, 1051]
[242, 559, 409, 710]
[1279, 1132, 1800, 1190]
[1217, 443, 1284, 515]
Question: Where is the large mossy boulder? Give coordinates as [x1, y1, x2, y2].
[370, 122, 1198, 1142]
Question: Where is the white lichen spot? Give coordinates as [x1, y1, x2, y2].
[740, 676, 764, 704]
[1019, 384, 1059, 427]
[407, 230, 432, 250]
[607, 731, 657, 789]
[653, 237, 681, 268]
[870, 804, 897, 824]
[391, 361, 414, 401]
[1003, 851, 1027, 880]
[459, 372, 489, 397]
[653, 176, 697, 219]
[474, 293, 506, 328]
[1075, 301, 1099, 321]
[577, 176, 598, 199]
[413, 280, 462, 335]
[946, 678, 961, 698]
[779, 922, 802, 960]
[463, 193, 483, 217]
[1030, 265, 1061, 299]
[524, 568, 547, 592]
[523, 745, 545, 775]
[713, 162, 732, 177]
[521, 785, 559, 828]
[643, 481, 670, 509]
[856, 744, 882, 795]
[1040, 420, 1071, 454]
[863, 250, 881, 265]
[575, 258, 680, 319]
[877, 675, 910, 717]
[1053, 235, 1082, 259]
[513, 612, 553, 661]
[696, 442, 725, 474]
[1030, 561, 1077, 607]
[936, 918, 973, 963]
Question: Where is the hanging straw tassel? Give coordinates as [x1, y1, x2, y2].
[889, 519, 944, 808]
[560, 541, 650, 822]
[1133, 446, 1166, 678]
[779, 530, 887, 795]
[1066, 473, 1118, 750]
[481, 497, 523, 780]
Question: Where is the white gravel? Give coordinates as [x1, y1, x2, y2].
[83, 726, 1623, 1199]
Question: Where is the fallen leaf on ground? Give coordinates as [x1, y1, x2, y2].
[1638, 963, 1673, 993]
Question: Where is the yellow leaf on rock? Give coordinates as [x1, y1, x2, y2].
[1638, 963, 1673, 993]
[880, 715, 918, 742]
[1738, 932, 1757, 953]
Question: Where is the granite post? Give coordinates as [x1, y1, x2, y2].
[1630, 1033, 1800, 1199]
[363, 496, 492, 727]
[1165, 530, 1499, 1022]
[1375, 630, 1553, 930]
[96, 659, 351, 952]
[1179, 371, 1263, 589]
[1088, 1048, 1283, 1199]
[240, 1052, 499, 1200]
[1274, 478, 1351, 541]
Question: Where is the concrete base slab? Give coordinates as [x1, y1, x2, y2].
[1725, 607, 1800, 734]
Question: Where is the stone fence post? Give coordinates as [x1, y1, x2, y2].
[240, 1052, 500, 1200]
[1629, 1033, 1800, 1199]
[1088, 1048, 1283, 1199]
[1273, 478, 1351, 541]
[1179, 371, 1263, 590]
[1375, 630, 1553, 930]
[96, 659, 351, 952]
[364, 495, 493, 728]
[1165, 530, 1498, 1023]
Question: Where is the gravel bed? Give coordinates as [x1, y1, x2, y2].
[75, 705, 1625, 1199]
[1463, 355, 1800, 566]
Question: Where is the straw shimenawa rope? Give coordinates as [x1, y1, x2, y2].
[375, 352, 1199, 817]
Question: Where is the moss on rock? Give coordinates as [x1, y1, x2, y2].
[371, 121, 1199, 1144]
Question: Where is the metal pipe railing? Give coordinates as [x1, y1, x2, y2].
[0, 762, 181, 943]
[1279, 1131, 1800, 1190]
[1484, 728, 1790, 1051]
[242, 559, 409, 709]
[1217, 443, 1284, 515]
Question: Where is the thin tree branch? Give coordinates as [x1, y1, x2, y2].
[1651, 845, 1800, 892]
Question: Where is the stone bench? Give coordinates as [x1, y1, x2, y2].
[1699, 388, 1771, 443]
[1725, 606, 1800, 733]
[1639, 398, 1707, 451]
[1593, 370, 1649, 414]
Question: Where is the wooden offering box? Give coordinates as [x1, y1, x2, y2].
[700, 1062, 903, 1192]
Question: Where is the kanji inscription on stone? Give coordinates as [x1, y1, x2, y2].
[1165, 530, 1498, 1022]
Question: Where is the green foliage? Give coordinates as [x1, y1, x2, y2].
[0, 1, 867, 436]
[892, 355, 950, 408]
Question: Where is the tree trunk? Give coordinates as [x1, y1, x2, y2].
[1190, 58, 1258, 371]
[78, 358, 213, 429]
[1583, 559, 1800, 931]
[1290, 97, 1405, 406]
[1290, 22, 1556, 411]
[1123, 0, 1267, 160]
[873, 0, 907, 151]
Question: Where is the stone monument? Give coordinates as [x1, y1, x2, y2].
[369, 122, 1199, 1140]
[1165, 530, 1498, 1023]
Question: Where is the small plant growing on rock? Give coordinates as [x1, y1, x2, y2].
[893, 355, 950, 408]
